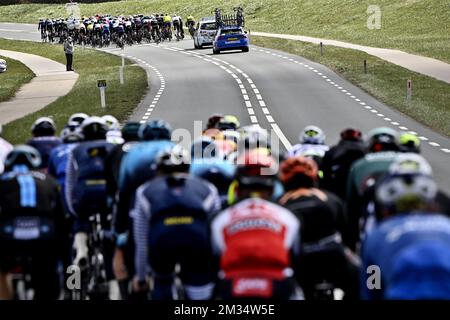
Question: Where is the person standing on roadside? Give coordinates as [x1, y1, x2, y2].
[64, 36, 74, 72]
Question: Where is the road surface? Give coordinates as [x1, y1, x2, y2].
[1, 23, 449, 193]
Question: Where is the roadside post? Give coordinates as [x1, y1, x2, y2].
[121, 54, 125, 68]
[407, 79, 412, 100]
[364, 60, 368, 74]
[119, 67, 124, 85]
[320, 42, 324, 56]
[97, 80, 107, 108]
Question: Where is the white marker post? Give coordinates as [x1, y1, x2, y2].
[98, 80, 107, 108]
[119, 66, 124, 85]
[407, 79, 412, 100]
[121, 54, 125, 68]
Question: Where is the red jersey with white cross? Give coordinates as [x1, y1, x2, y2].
[211, 198, 300, 279]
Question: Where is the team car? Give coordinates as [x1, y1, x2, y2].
[0, 59, 7, 73]
[213, 26, 249, 54]
[193, 17, 217, 49]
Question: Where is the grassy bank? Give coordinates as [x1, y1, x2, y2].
[0, 39, 148, 144]
[0, 55, 34, 103]
[0, 0, 449, 63]
[251, 36, 450, 137]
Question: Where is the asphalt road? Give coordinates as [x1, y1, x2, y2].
[1, 23, 449, 193]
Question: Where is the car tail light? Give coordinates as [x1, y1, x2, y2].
[217, 35, 225, 41]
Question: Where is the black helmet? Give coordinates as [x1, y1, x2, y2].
[31, 117, 56, 137]
[121, 121, 141, 142]
[340, 128, 363, 142]
[80, 116, 108, 141]
[367, 127, 399, 153]
[138, 119, 172, 141]
[156, 145, 190, 174]
[4, 145, 42, 171]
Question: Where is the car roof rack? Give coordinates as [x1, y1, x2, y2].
[213, 7, 245, 28]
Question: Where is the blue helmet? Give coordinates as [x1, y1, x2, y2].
[138, 119, 172, 141]
[190, 159, 235, 195]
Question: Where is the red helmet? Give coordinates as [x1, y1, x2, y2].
[279, 156, 318, 188]
[340, 128, 362, 142]
[236, 149, 277, 187]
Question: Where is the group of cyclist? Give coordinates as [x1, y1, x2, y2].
[38, 13, 193, 49]
[0, 112, 449, 300]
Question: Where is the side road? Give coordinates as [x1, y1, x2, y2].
[252, 32, 450, 85]
[0, 49, 78, 125]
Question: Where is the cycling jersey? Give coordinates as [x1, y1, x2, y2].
[279, 188, 349, 246]
[115, 140, 175, 234]
[287, 143, 330, 158]
[163, 16, 172, 23]
[133, 173, 220, 299]
[65, 140, 115, 219]
[0, 165, 66, 299]
[279, 187, 359, 299]
[0, 137, 13, 174]
[321, 139, 366, 200]
[48, 143, 79, 187]
[48, 142, 79, 212]
[27, 136, 62, 170]
[211, 198, 300, 279]
[346, 151, 398, 250]
[361, 213, 450, 300]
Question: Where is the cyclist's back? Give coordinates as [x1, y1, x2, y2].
[321, 129, 366, 200]
[0, 146, 66, 300]
[211, 151, 301, 300]
[362, 213, 450, 300]
[133, 146, 220, 300]
[27, 117, 62, 171]
[279, 156, 359, 300]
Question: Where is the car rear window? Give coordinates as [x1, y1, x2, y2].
[221, 29, 242, 35]
[200, 22, 216, 30]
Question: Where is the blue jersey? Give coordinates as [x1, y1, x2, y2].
[48, 143, 79, 187]
[27, 136, 62, 170]
[65, 140, 114, 218]
[361, 213, 450, 300]
[114, 140, 174, 234]
[132, 173, 220, 280]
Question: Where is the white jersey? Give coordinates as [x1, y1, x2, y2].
[0, 137, 13, 174]
[287, 143, 329, 158]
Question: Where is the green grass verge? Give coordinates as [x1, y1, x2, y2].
[0, 55, 34, 103]
[0, 39, 148, 144]
[251, 36, 450, 137]
[0, 0, 449, 63]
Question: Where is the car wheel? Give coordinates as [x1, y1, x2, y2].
[199, 44, 203, 49]
[213, 49, 220, 54]
[242, 47, 249, 53]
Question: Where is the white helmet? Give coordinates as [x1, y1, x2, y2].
[240, 125, 270, 149]
[69, 113, 89, 125]
[375, 174, 438, 213]
[389, 153, 433, 177]
[102, 115, 120, 130]
[299, 125, 326, 145]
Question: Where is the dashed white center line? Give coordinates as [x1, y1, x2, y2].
[429, 142, 440, 147]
